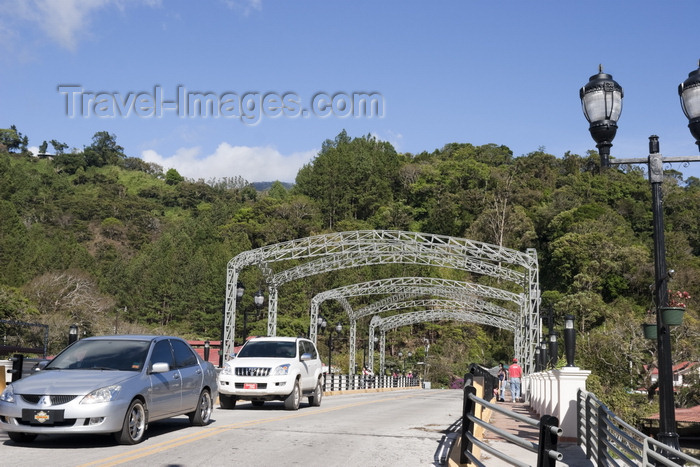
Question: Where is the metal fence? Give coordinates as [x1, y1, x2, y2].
[323, 374, 421, 392]
[577, 389, 700, 466]
[460, 371, 563, 466]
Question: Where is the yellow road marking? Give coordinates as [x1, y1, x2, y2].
[77, 392, 420, 466]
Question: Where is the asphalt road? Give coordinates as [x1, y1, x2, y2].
[0, 388, 463, 467]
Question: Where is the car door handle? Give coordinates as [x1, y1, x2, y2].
[173, 373, 181, 380]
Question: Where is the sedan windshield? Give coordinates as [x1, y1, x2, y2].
[237, 341, 296, 358]
[47, 339, 150, 371]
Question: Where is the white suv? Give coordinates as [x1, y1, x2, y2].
[218, 337, 324, 410]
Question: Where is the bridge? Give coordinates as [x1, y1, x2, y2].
[3, 229, 694, 464]
[216, 230, 699, 465]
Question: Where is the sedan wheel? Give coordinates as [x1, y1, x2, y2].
[115, 399, 147, 445]
[189, 389, 212, 426]
[8, 432, 37, 443]
[284, 380, 301, 410]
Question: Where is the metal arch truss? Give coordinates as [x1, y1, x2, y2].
[370, 310, 516, 375]
[224, 230, 541, 374]
[308, 276, 523, 373]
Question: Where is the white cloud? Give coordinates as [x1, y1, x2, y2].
[141, 143, 316, 183]
[222, 0, 262, 16]
[3, 0, 159, 52]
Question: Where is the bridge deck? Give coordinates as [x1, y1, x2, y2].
[482, 399, 592, 466]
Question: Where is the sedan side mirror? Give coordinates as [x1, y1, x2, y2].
[151, 362, 171, 373]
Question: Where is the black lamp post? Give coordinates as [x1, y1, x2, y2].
[68, 324, 78, 346]
[548, 330, 558, 369]
[327, 322, 342, 376]
[534, 346, 542, 372]
[236, 283, 265, 340]
[540, 340, 548, 371]
[317, 316, 327, 335]
[563, 315, 575, 368]
[398, 351, 412, 374]
[581, 61, 700, 457]
[243, 289, 264, 338]
[362, 336, 379, 372]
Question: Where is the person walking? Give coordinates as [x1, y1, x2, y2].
[497, 363, 507, 402]
[508, 358, 522, 403]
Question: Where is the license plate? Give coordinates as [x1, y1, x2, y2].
[22, 409, 64, 425]
[244, 383, 257, 390]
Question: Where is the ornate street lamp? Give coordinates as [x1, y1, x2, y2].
[327, 322, 342, 376]
[254, 290, 265, 310]
[317, 316, 327, 334]
[241, 289, 265, 338]
[580, 62, 700, 459]
[580, 65, 623, 167]
[679, 60, 700, 150]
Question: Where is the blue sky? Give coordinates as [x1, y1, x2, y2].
[2, 0, 700, 183]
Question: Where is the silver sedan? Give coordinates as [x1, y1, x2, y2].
[0, 335, 218, 445]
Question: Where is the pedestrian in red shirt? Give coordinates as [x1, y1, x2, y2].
[508, 358, 522, 403]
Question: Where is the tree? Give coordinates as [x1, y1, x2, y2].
[0, 200, 29, 285]
[23, 270, 117, 353]
[38, 141, 48, 154]
[50, 139, 69, 155]
[83, 131, 126, 167]
[165, 168, 184, 185]
[0, 125, 28, 153]
[295, 131, 401, 228]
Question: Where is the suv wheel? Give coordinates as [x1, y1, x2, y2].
[219, 393, 237, 409]
[284, 380, 301, 410]
[308, 379, 323, 407]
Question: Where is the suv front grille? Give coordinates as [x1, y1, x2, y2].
[235, 367, 271, 377]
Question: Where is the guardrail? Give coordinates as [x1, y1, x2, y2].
[323, 374, 421, 391]
[577, 389, 700, 466]
[461, 372, 563, 466]
[468, 363, 499, 402]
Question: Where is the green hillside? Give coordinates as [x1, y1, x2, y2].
[1, 128, 699, 421]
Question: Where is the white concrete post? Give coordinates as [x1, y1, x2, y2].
[545, 370, 558, 415]
[553, 367, 591, 440]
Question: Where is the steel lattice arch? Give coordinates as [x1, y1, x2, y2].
[369, 309, 517, 375]
[308, 277, 522, 373]
[225, 230, 540, 375]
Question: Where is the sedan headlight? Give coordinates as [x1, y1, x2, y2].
[0, 385, 15, 403]
[273, 363, 291, 376]
[81, 385, 121, 404]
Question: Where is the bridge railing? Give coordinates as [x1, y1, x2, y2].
[323, 374, 421, 392]
[577, 388, 699, 466]
[460, 372, 563, 466]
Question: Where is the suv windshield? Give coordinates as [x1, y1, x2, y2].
[237, 340, 296, 358]
[47, 339, 150, 371]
